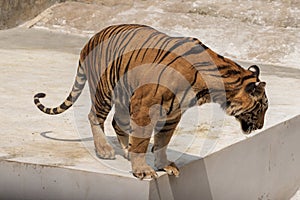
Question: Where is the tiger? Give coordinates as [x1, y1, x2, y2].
[34, 24, 268, 180]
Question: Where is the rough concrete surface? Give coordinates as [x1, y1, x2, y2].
[22, 0, 300, 68]
[0, 0, 300, 199]
[0, 0, 64, 29]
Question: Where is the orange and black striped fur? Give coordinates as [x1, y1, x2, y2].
[34, 24, 268, 179]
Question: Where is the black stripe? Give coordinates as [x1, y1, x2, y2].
[67, 95, 73, 102]
[207, 74, 222, 78]
[123, 51, 135, 87]
[114, 118, 130, 127]
[182, 45, 206, 57]
[167, 95, 177, 115]
[77, 71, 85, 78]
[193, 39, 209, 50]
[74, 80, 85, 90]
[157, 50, 172, 64]
[234, 108, 243, 115]
[158, 127, 175, 133]
[156, 38, 188, 63]
[188, 72, 199, 107]
[159, 97, 165, 116]
[106, 25, 124, 40]
[156, 117, 180, 129]
[153, 38, 172, 62]
[115, 29, 139, 66]
[38, 104, 44, 110]
[225, 77, 241, 85]
[105, 27, 126, 65]
[217, 54, 225, 61]
[241, 75, 255, 85]
[96, 74, 112, 101]
[190, 71, 198, 86]
[34, 93, 46, 98]
[164, 118, 180, 127]
[111, 29, 129, 63]
[96, 109, 110, 119]
[167, 38, 189, 53]
[189, 97, 197, 107]
[95, 89, 111, 107]
[194, 61, 213, 68]
[114, 56, 122, 81]
[221, 70, 241, 78]
[218, 65, 231, 70]
[225, 88, 241, 94]
[108, 26, 129, 52]
[53, 108, 59, 114]
[199, 68, 220, 72]
[199, 65, 230, 72]
[196, 88, 209, 100]
[60, 103, 69, 110]
[141, 34, 166, 61]
[108, 61, 116, 89]
[91, 35, 99, 70]
[212, 93, 224, 103]
[166, 55, 183, 66]
[119, 28, 141, 50]
[115, 131, 127, 136]
[179, 85, 193, 106]
[136, 32, 160, 60]
[135, 139, 150, 149]
[155, 121, 165, 129]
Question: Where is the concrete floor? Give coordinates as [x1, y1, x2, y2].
[0, 27, 300, 199]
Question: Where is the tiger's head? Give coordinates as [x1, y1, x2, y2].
[226, 65, 268, 134]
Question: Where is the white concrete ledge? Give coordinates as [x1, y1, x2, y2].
[1, 115, 299, 199]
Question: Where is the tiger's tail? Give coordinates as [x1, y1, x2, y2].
[34, 61, 86, 115]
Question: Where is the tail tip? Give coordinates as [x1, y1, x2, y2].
[34, 93, 46, 99]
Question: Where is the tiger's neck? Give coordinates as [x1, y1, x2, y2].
[193, 49, 245, 110]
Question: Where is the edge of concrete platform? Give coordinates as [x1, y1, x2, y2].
[164, 114, 300, 200]
[0, 159, 151, 200]
[1, 114, 299, 200]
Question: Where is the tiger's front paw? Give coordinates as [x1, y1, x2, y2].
[154, 156, 180, 177]
[95, 142, 115, 159]
[132, 164, 158, 180]
[161, 162, 180, 177]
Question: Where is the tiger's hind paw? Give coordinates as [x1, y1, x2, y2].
[95, 143, 115, 159]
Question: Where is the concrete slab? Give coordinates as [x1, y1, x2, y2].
[0, 28, 300, 199]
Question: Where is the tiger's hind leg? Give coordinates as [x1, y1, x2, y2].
[112, 103, 130, 159]
[152, 114, 181, 177]
[88, 106, 115, 159]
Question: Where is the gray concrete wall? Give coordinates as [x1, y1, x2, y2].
[164, 115, 300, 200]
[0, 0, 63, 29]
[0, 160, 151, 200]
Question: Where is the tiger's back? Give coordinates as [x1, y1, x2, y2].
[81, 24, 209, 100]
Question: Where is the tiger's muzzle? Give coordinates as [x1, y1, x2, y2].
[239, 118, 263, 134]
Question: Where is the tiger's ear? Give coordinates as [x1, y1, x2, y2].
[248, 65, 260, 77]
[245, 81, 266, 96]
